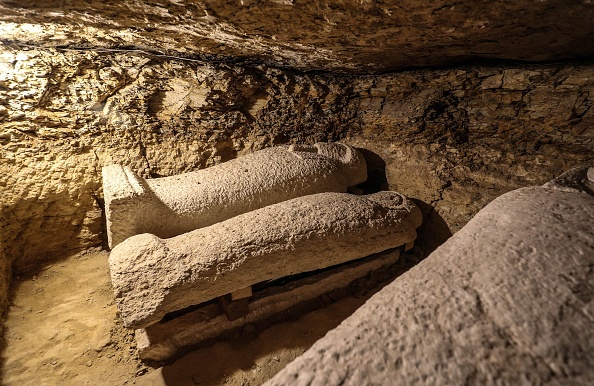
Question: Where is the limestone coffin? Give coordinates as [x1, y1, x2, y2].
[103, 142, 367, 248]
[264, 166, 594, 386]
[109, 191, 422, 329]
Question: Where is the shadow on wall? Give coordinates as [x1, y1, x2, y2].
[355, 148, 390, 194]
[0, 189, 103, 273]
[355, 148, 453, 254]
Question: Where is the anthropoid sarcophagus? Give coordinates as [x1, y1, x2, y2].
[109, 191, 422, 329]
[102, 142, 367, 248]
[263, 166, 594, 386]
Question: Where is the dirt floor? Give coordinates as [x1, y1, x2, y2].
[1, 248, 408, 386]
[1, 250, 142, 385]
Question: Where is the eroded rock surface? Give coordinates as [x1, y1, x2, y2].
[0, 239, 7, 336]
[1, 0, 593, 359]
[109, 191, 422, 329]
[1, 46, 592, 333]
[103, 142, 366, 247]
[1, 46, 591, 274]
[265, 168, 594, 386]
[1, 1, 593, 73]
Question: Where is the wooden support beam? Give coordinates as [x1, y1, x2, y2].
[136, 248, 402, 362]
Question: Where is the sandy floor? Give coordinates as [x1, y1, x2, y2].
[1, 250, 143, 385]
[1, 249, 395, 385]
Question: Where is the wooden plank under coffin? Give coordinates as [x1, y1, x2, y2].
[135, 247, 405, 362]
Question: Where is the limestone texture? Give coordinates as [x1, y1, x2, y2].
[103, 142, 366, 247]
[109, 191, 422, 329]
[1, 48, 592, 333]
[0, 236, 7, 336]
[1, 1, 593, 73]
[264, 168, 594, 386]
[1, 0, 593, 362]
[136, 249, 401, 362]
[1, 46, 592, 275]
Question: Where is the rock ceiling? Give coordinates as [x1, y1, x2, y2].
[1, 0, 594, 73]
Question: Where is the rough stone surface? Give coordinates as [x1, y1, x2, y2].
[0, 235, 7, 336]
[104, 142, 366, 247]
[1, 45, 592, 333]
[1, 1, 593, 73]
[265, 168, 594, 386]
[136, 249, 401, 362]
[2, 46, 592, 274]
[1, 0, 593, 366]
[109, 191, 422, 329]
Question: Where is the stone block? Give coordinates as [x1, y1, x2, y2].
[103, 142, 367, 248]
[218, 295, 249, 322]
[109, 191, 422, 329]
[230, 286, 253, 301]
[264, 167, 594, 386]
[136, 249, 401, 362]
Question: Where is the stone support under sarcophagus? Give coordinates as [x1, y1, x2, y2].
[102, 142, 367, 248]
[135, 248, 403, 362]
[108, 191, 422, 329]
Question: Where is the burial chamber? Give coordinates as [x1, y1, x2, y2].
[1, 1, 594, 385]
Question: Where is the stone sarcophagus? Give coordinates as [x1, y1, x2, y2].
[263, 166, 594, 386]
[109, 191, 422, 329]
[103, 142, 367, 248]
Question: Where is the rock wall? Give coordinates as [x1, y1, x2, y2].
[1, 44, 593, 333]
[0, 236, 7, 336]
[0, 47, 357, 273]
[347, 65, 594, 230]
[1, 0, 593, 341]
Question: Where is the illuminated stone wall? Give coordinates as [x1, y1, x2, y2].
[1, 47, 591, 273]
